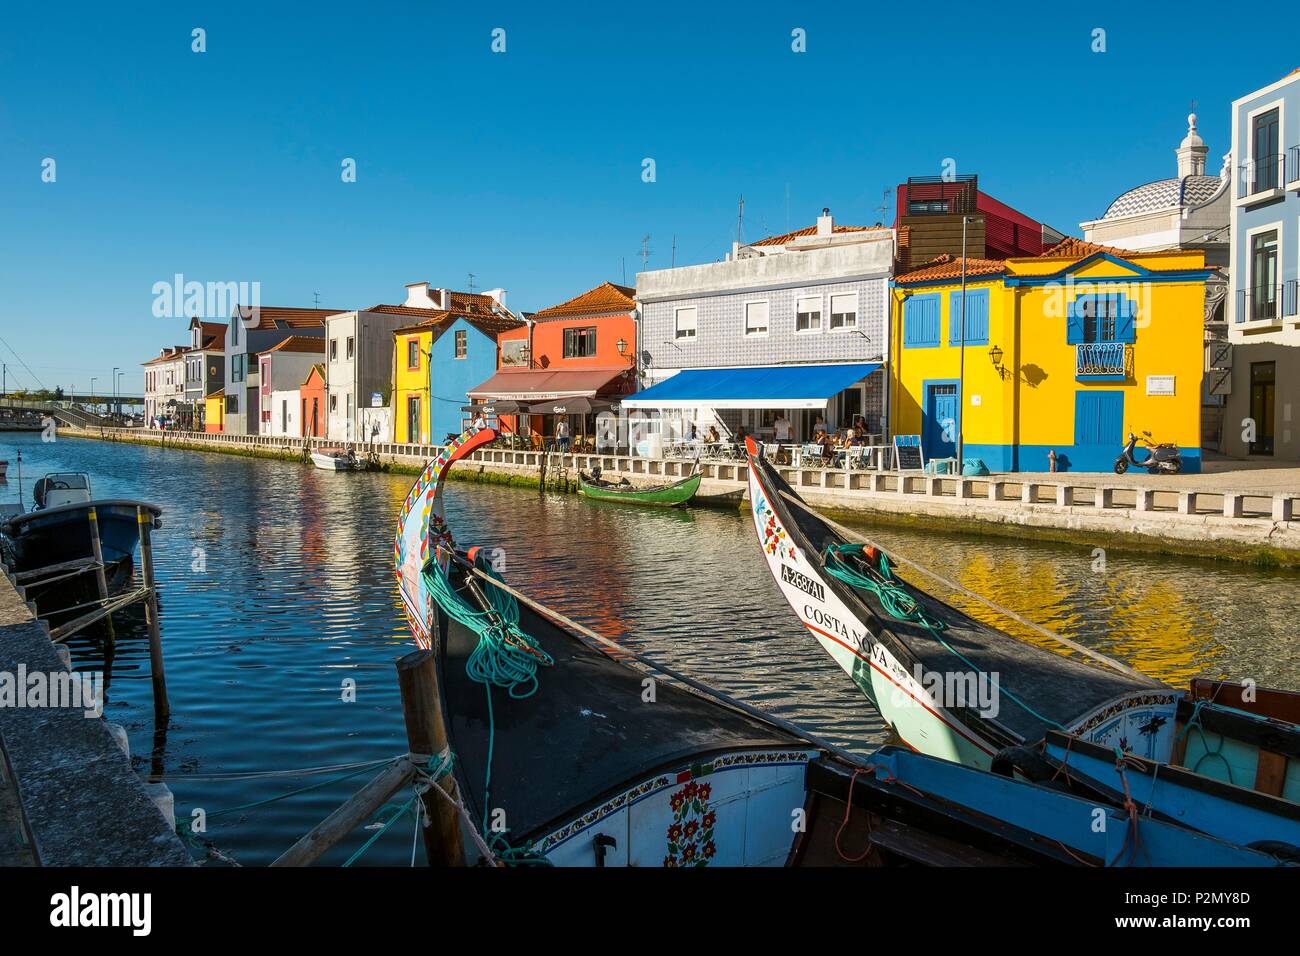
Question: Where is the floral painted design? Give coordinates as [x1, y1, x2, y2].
[664, 781, 716, 867]
[761, 511, 796, 561]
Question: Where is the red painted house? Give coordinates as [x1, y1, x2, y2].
[469, 282, 638, 445]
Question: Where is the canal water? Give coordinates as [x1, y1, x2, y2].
[3, 432, 1297, 864]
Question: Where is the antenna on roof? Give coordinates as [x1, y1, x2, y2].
[640, 234, 652, 272]
[671, 234, 677, 268]
[876, 188, 890, 226]
[736, 195, 745, 244]
[467, 273, 478, 294]
[313, 291, 321, 307]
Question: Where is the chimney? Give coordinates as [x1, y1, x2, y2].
[485, 288, 507, 310]
[816, 208, 833, 238]
[436, 288, 453, 310]
[404, 282, 433, 308]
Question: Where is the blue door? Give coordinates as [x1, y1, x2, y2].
[923, 381, 959, 461]
[1073, 390, 1123, 471]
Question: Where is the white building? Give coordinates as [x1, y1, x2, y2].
[255, 336, 326, 437]
[141, 345, 188, 425]
[628, 209, 893, 443]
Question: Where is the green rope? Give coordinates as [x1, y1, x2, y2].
[823, 544, 1064, 731]
[342, 795, 419, 867]
[423, 554, 553, 863]
[1176, 699, 1234, 783]
[175, 756, 399, 851]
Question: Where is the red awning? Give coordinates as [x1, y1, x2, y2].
[467, 367, 629, 401]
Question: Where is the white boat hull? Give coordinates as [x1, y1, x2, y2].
[311, 451, 356, 471]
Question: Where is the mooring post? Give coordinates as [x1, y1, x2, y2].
[85, 507, 111, 602]
[396, 649, 465, 866]
[137, 506, 169, 723]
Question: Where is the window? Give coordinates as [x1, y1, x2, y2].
[795, 296, 822, 332]
[407, 338, 420, 370]
[1252, 108, 1280, 192]
[346, 393, 353, 425]
[346, 336, 355, 360]
[281, 400, 288, 433]
[329, 393, 337, 412]
[1081, 296, 1117, 342]
[744, 301, 769, 336]
[674, 306, 697, 340]
[225, 395, 237, 413]
[232, 354, 243, 383]
[829, 293, 858, 330]
[948, 288, 990, 345]
[562, 327, 597, 358]
[1067, 294, 1135, 344]
[902, 293, 940, 348]
[908, 200, 949, 215]
[330, 339, 338, 361]
[455, 329, 468, 359]
[1250, 230, 1279, 320]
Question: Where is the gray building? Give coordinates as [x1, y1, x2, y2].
[223, 306, 341, 435]
[184, 318, 226, 429]
[627, 210, 893, 444]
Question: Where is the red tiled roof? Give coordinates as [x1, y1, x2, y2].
[751, 224, 888, 247]
[369, 290, 499, 317]
[1036, 237, 1131, 260]
[532, 282, 636, 320]
[894, 254, 1007, 284]
[261, 335, 327, 355]
[391, 307, 523, 341]
[141, 346, 191, 366]
[237, 306, 344, 331]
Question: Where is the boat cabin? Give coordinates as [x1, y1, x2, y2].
[33, 473, 93, 510]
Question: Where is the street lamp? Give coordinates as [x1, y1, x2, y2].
[91, 377, 98, 414]
[112, 367, 119, 420]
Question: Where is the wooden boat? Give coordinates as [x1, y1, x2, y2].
[390, 424, 1288, 867]
[744, 438, 1178, 769]
[744, 440, 1300, 830]
[0, 472, 161, 599]
[310, 447, 361, 471]
[0, 459, 7, 480]
[577, 468, 701, 507]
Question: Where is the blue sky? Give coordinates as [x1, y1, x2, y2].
[1, 1, 1292, 395]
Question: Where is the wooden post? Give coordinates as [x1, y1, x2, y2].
[137, 506, 169, 723]
[85, 507, 111, 603]
[396, 649, 465, 867]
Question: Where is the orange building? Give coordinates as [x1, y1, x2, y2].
[300, 364, 326, 438]
[470, 282, 638, 444]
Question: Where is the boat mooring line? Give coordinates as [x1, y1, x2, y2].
[454, 556, 877, 770]
[776, 490, 1161, 686]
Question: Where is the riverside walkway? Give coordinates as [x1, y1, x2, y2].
[61, 426, 1300, 561]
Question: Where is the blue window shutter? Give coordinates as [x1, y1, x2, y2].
[1066, 298, 1085, 344]
[1116, 295, 1136, 343]
[948, 291, 958, 344]
[904, 294, 940, 347]
[969, 289, 989, 344]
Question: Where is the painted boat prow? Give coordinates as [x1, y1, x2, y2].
[394, 425, 496, 648]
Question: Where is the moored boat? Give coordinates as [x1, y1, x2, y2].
[577, 468, 701, 507]
[744, 440, 1300, 833]
[391, 424, 1290, 867]
[0, 471, 161, 598]
[311, 447, 361, 471]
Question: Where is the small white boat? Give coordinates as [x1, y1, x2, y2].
[310, 448, 361, 471]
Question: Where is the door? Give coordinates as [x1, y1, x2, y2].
[311, 398, 319, 437]
[1249, 362, 1275, 455]
[922, 382, 958, 460]
[407, 395, 421, 444]
[1073, 391, 1124, 468]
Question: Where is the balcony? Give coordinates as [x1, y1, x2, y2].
[1235, 285, 1294, 326]
[1290, 147, 1300, 191]
[1076, 342, 1130, 380]
[1237, 154, 1286, 205]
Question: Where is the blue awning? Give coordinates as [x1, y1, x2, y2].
[621, 362, 881, 410]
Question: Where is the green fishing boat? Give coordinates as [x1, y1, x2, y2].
[577, 468, 701, 507]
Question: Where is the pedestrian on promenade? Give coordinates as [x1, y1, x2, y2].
[556, 418, 570, 452]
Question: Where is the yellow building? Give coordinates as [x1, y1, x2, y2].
[203, 389, 225, 433]
[890, 239, 1210, 473]
[392, 325, 431, 444]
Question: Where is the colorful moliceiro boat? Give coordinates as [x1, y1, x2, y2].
[392, 425, 1289, 867]
[577, 468, 700, 507]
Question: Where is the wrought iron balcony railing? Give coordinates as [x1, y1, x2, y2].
[1290, 146, 1300, 186]
[1235, 285, 1291, 323]
[1238, 154, 1286, 199]
[1076, 342, 1129, 378]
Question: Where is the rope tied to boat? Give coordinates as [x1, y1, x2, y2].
[822, 543, 1065, 731]
[424, 551, 554, 864]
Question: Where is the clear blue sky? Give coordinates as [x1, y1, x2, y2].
[1, 1, 1292, 396]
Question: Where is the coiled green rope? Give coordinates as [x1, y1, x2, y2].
[424, 555, 553, 865]
[823, 544, 1063, 730]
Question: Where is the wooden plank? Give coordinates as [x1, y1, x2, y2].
[1190, 678, 1300, 725]
[1254, 750, 1288, 798]
[13, 557, 101, 583]
[270, 759, 416, 867]
[47, 587, 148, 642]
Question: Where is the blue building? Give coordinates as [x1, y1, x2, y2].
[1224, 68, 1300, 460]
[390, 286, 522, 444]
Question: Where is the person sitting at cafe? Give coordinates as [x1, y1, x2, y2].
[706, 425, 720, 443]
[813, 416, 828, 437]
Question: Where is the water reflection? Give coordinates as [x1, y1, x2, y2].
[3, 431, 1296, 864]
